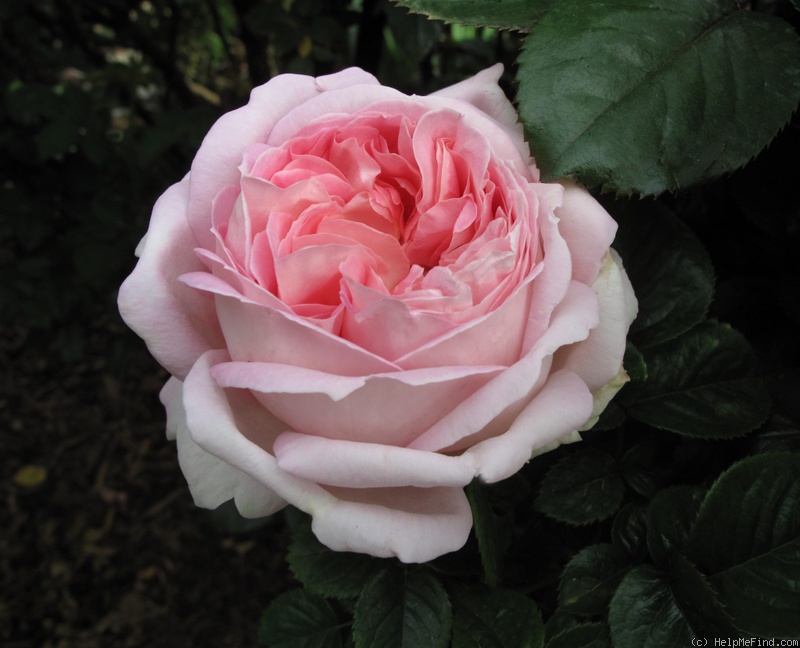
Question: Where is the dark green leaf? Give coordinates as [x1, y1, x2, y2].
[393, 0, 556, 30]
[544, 609, 581, 643]
[518, 0, 800, 195]
[450, 583, 544, 648]
[623, 321, 771, 438]
[687, 452, 800, 638]
[287, 522, 386, 600]
[465, 479, 512, 587]
[611, 502, 647, 561]
[608, 564, 733, 648]
[258, 589, 343, 648]
[645, 486, 703, 571]
[545, 623, 610, 648]
[610, 202, 714, 349]
[623, 341, 647, 383]
[619, 441, 660, 498]
[353, 568, 452, 648]
[535, 449, 625, 525]
[558, 544, 631, 615]
[665, 553, 738, 638]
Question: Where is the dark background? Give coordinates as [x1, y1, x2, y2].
[0, 1, 519, 645]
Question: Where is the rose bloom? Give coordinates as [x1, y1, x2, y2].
[119, 65, 636, 563]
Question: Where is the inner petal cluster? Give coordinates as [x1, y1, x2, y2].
[210, 106, 542, 344]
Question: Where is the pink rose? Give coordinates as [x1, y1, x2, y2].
[118, 65, 636, 563]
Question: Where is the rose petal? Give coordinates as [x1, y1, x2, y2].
[184, 350, 472, 563]
[556, 181, 618, 285]
[118, 178, 224, 379]
[183, 350, 336, 512]
[554, 251, 637, 391]
[429, 64, 529, 168]
[408, 280, 600, 452]
[161, 376, 285, 517]
[211, 360, 503, 446]
[273, 431, 476, 488]
[311, 485, 472, 563]
[463, 369, 594, 483]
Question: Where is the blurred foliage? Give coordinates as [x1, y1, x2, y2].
[1, 0, 520, 359]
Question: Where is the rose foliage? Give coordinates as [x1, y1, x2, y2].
[118, 65, 636, 563]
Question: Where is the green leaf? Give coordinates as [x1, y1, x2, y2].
[393, 0, 555, 30]
[618, 441, 660, 498]
[623, 321, 771, 438]
[545, 623, 610, 648]
[665, 553, 739, 638]
[558, 544, 631, 615]
[610, 202, 714, 349]
[611, 502, 647, 561]
[608, 563, 734, 648]
[353, 568, 452, 648]
[518, 0, 800, 195]
[645, 486, 703, 571]
[287, 522, 386, 599]
[450, 583, 544, 648]
[535, 449, 625, 525]
[687, 452, 800, 638]
[465, 479, 512, 587]
[258, 589, 343, 648]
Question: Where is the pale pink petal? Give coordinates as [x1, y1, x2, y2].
[463, 369, 594, 483]
[182, 350, 337, 513]
[184, 350, 473, 562]
[267, 85, 409, 145]
[395, 276, 538, 369]
[556, 181, 618, 285]
[214, 292, 400, 375]
[311, 485, 472, 563]
[429, 63, 527, 162]
[273, 432, 476, 488]
[521, 182, 573, 352]
[211, 360, 503, 446]
[188, 74, 323, 248]
[314, 67, 380, 90]
[160, 376, 285, 517]
[118, 178, 224, 379]
[408, 280, 600, 453]
[555, 252, 636, 391]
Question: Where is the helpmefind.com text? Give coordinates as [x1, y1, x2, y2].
[691, 639, 800, 647]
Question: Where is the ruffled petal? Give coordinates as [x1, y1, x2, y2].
[463, 369, 594, 483]
[556, 181, 618, 286]
[118, 178, 224, 379]
[182, 349, 337, 513]
[273, 432, 476, 488]
[311, 485, 473, 563]
[555, 252, 635, 392]
[211, 360, 503, 446]
[407, 280, 600, 453]
[161, 376, 285, 517]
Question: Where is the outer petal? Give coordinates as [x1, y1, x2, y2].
[273, 432, 476, 488]
[556, 181, 619, 286]
[183, 349, 473, 563]
[428, 63, 530, 169]
[555, 252, 636, 392]
[188, 69, 381, 247]
[463, 369, 594, 483]
[311, 486, 473, 563]
[408, 280, 600, 453]
[161, 376, 285, 517]
[211, 360, 503, 446]
[118, 178, 224, 379]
